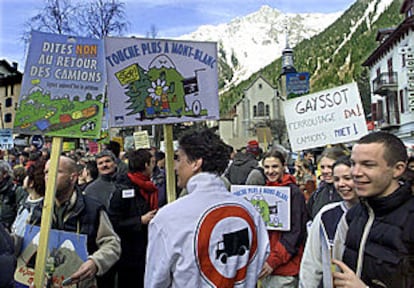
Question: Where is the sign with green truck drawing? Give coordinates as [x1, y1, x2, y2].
[231, 185, 291, 231]
[14, 31, 106, 139]
[104, 37, 220, 127]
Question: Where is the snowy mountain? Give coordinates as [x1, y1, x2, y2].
[178, 5, 343, 90]
[219, 0, 401, 115]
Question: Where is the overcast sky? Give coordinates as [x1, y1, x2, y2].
[0, 0, 355, 70]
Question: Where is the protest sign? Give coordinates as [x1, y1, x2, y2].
[283, 82, 368, 151]
[0, 128, 13, 150]
[231, 185, 291, 231]
[133, 130, 150, 149]
[14, 31, 106, 139]
[14, 225, 88, 288]
[104, 37, 219, 127]
[14, 30, 106, 287]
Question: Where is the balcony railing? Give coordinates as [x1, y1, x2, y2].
[372, 72, 398, 95]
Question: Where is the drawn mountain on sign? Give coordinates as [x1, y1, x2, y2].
[148, 55, 176, 70]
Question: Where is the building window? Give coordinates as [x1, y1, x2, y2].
[258, 83, 262, 89]
[377, 100, 383, 120]
[5, 98, 12, 108]
[257, 102, 265, 117]
[10, 84, 14, 96]
[4, 113, 12, 123]
[400, 89, 405, 113]
[253, 105, 257, 117]
[387, 58, 393, 80]
[371, 103, 377, 121]
[266, 104, 270, 116]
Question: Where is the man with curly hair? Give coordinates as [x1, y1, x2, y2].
[145, 129, 269, 287]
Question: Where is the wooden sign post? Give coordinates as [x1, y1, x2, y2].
[34, 137, 62, 287]
[163, 124, 176, 203]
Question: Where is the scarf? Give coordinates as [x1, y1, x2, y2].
[266, 173, 297, 187]
[128, 172, 159, 210]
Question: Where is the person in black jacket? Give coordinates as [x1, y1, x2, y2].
[0, 223, 16, 288]
[333, 132, 414, 288]
[225, 140, 259, 185]
[108, 149, 157, 288]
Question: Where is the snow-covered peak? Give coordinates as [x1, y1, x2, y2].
[178, 5, 343, 88]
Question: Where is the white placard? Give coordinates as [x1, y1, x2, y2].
[283, 82, 368, 151]
[231, 185, 291, 231]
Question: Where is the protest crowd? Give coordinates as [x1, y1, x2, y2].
[3, 0, 414, 285]
[0, 128, 412, 288]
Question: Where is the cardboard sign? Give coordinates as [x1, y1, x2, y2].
[14, 225, 89, 288]
[14, 31, 106, 139]
[133, 131, 150, 149]
[231, 185, 291, 231]
[0, 128, 13, 150]
[104, 37, 220, 127]
[283, 82, 368, 151]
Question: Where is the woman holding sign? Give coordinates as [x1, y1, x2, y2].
[259, 149, 308, 288]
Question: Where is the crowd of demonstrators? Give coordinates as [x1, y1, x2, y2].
[108, 148, 157, 288]
[258, 149, 308, 288]
[145, 129, 270, 287]
[300, 156, 359, 287]
[332, 132, 414, 288]
[0, 129, 412, 287]
[306, 146, 349, 220]
[18, 156, 121, 287]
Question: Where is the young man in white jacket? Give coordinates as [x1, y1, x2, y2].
[145, 129, 270, 287]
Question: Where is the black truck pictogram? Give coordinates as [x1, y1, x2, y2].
[215, 228, 250, 264]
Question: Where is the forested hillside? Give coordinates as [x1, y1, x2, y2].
[219, 0, 404, 116]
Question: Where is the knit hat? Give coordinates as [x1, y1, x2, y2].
[246, 140, 260, 156]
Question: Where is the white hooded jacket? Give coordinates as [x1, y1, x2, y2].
[145, 172, 270, 288]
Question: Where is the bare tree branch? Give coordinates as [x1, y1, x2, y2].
[22, 0, 128, 43]
[77, 0, 128, 38]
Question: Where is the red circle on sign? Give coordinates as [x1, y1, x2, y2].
[196, 204, 258, 287]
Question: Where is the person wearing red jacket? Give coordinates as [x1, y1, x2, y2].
[259, 149, 308, 287]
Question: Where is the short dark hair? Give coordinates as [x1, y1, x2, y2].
[332, 155, 352, 171]
[155, 151, 165, 162]
[178, 129, 230, 175]
[128, 149, 153, 172]
[357, 131, 407, 166]
[85, 159, 99, 180]
[262, 148, 286, 165]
